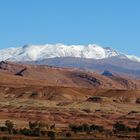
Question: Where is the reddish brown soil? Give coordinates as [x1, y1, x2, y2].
[0, 61, 140, 129]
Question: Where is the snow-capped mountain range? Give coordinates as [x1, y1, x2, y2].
[0, 43, 140, 62]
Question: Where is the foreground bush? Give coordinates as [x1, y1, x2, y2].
[5, 120, 14, 134]
[69, 123, 104, 134]
[0, 127, 8, 132]
[90, 124, 104, 132]
[48, 131, 56, 140]
[136, 121, 140, 132]
[113, 122, 131, 133]
[20, 128, 32, 136]
[66, 132, 72, 137]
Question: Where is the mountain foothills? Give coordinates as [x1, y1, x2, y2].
[0, 61, 140, 130]
[0, 61, 140, 89]
[0, 44, 140, 78]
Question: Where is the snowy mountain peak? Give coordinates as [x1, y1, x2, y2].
[0, 44, 139, 62]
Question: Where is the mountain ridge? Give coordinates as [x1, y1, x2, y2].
[1, 44, 140, 79]
[0, 43, 140, 62]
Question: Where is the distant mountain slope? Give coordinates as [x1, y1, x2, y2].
[0, 61, 140, 89]
[34, 57, 140, 79]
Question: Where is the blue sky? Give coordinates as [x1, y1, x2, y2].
[0, 0, 140, 56]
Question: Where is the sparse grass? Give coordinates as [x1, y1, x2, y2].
[0, 97, 139, 131]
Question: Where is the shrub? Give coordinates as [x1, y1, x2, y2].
[81, 124, 90, 133]
[66, 132, 71, 137]
[48, 131, 56, 140]
[113, 122, 131, 132]
[28, 121, 49, 136]
[20, 128, 32, 136]
[5, 120, 14, 134]
[136, 121, 140, 132]
[32, 128, 41, 136]
[12, 129, 20, 135]
[69, 124, 78, 134]
[0, 126, 8, 132]
[90, 124, 104, 132]
[69, 124, 98, 133]
[29, 121, 38, 130]
[136, 98, 140, 104]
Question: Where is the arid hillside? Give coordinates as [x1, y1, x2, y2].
[0, 61, 140, 89]
[0, 61, 140, 130]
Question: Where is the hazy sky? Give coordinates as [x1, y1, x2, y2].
[0, 0, 140, 56]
